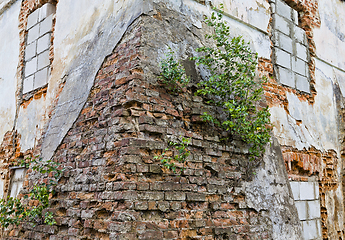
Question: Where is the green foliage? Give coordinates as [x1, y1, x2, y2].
[160, 48, 190, 93]
[0, 157, 62, 228]
[192, 10, 271, 161]
[0, 197, 25, 228]
[154, 137, 191, 174]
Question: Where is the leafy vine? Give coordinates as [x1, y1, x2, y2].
[0, 157, 62, 228]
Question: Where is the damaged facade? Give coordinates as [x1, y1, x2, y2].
[0, 0, 344, 239]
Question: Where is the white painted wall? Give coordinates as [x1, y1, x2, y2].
[210, 0, 271, 32]
[15, 97, 48, 151]
[314, 0, 345, 70]
[0, 1, 20, 142]
[178, 0, 271, 58]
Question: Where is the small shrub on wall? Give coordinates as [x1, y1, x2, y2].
[158, 8, 271, 172]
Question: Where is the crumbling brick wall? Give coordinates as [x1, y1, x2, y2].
[0, 2, 306, 238]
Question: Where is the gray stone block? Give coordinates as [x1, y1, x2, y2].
[13, 168, 26, 181]
[296, 74, 310, 93]
[27, 24, 39, 44]
[276, 0, 292, 20]
[315, 183, 319, 199]
[274, 14, 290, 35]
[0, 179, 4, 199]
[277, 66, 294, 88]
[34, 67, 49, 89]
[25, 56, 37, 77]
[10, 182, 23, 198]
[307, 200, 321, 219]
[270, 3, 276, 13]
[316, 219, 322, 238]
[37, 33, 51, 54]
[23, 76, 34, 94]
[25, 41, 37, 61]
[292, 57, 307, 76]
[27, 8, 39, 30]
[39, 14, 53, 37]
[302, 220, 319, 240]
[292, 9, 298, 25]
[39, 3, 56, 22]
[293, 26, 306, 44]
[295, 201, 307, 220]
[300, 182, 315, 200]
[290, 181, 300, 200]
[296, 42, 308, 61]
[37, 50, 50, 70]
[275, 32, 293, 53]
[275, 48, 291, 69]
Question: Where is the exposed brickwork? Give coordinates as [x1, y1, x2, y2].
[1, 17, 275, 239]
[0, 132, 16, 201]
[341, 101, 345, 240]
[318, 150, 343, 240]
[282, 146, 321, 180]
[0, 130, 35, 236]
[21, 86, 48, 109]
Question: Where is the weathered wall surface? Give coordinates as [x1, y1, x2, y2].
[158, 0, 271, 59]
[0, 0, 20, 141]
[209, 0, 271, 32]
[244, 137, 302, 239]
[40, 0, 150, 162]
[1, 0, 345, 239]
[266, 0, 345, 239]
[0, 0, 304, 239]
[314, 0, 345, 70]
[270, 60, 338, 151]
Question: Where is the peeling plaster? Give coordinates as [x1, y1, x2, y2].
[0, 1, 20, 141]
[209, 0, 270, 32]
[16, 96, 48, 152]
[165, 0, 271, 58]
[244, 137, 303, 240]
[41, 0, 152, 161]
[334, 68, 345, 97]
[271, 59, 338, 152]
[314, 0, 345, 70]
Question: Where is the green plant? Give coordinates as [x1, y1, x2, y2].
[193, 10, 271, 161]
[154, 137, 191, 173]
[0, 157, 62, 228]
[160, 48, 190, 93]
